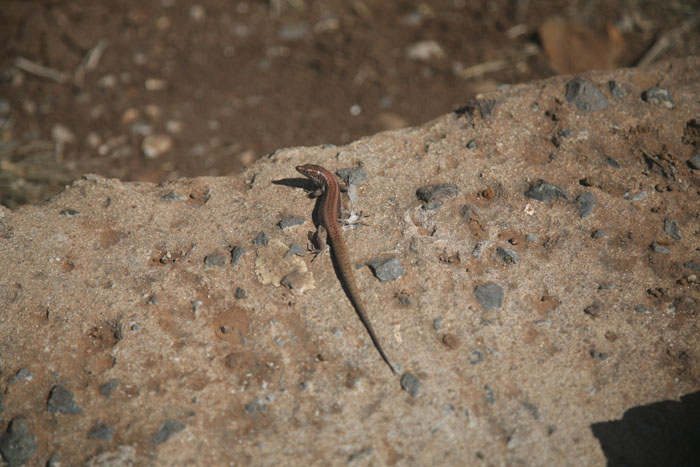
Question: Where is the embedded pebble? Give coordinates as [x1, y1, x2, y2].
[9, 367, 34, 384]
[244, 399, 268, 414]
[162, 191, 186, 202]
[524, 180, 568, 201]
[0, 416, 37, 467]
[285, 243, 305, 257]
[153, 420, 185, 444]
[99, 380, 120, 398]
[468, 349, 485, 365]
[145, 78, 167, 91]
[688, 154, 700, 170]
[650, 242, 671, 254]
[60, 209, 80, 217]
[496, 247, 519, 265]
[47, 385, 83, 414]
[608, 80, 629, 98]
[474, 283, 504, 310]
[231, 246, 246, 266]
[642, 86, 674, 109]
[253, 232, 269, 246]
[590, 349, 608, 360]
[466, 139, 477, 149]
[416, 183, 459, 203]
[484, 385, 495, 405]
[367, 257, 405, 282]
[565, 77, 608, 111]
[88, 424, 115, 441]
[204, 254, 227, 269]
[278, 217, 305, 230]
[623, 190, 647, 201]
[234, 287, 247, 299]
[336, 166, 368, 185]
[576, 192, 596, 218]
[684, 261, 700, 272]
[141, 134, 173, 159]
[400, 373, 420, 396]
[663, 219, 681, 240]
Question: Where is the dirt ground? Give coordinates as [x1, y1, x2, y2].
[1, 0, 699, 207]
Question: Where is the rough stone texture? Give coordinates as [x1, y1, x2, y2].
[1, 57, 699, 466]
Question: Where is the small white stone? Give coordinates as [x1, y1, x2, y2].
[141, 134, 173, 159]
[51, 123, 75, 144]
[406, 40, 446, 61]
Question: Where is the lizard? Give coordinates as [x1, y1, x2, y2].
[296, 164, 398, 375]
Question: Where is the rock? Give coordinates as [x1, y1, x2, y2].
[0, 417, 37, 467]
[565, 77, 608, 111]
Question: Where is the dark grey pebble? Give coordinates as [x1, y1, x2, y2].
[253, 232, 269, 246]
[688, 154, 700, 170]
[47, 385, 83, 414]
[634, 305, 650, 314]
[472, 241, 488, 258]
[650, 242, 671, 254]
[565, 77, 608, 111]
[422, 200, 443, 211]
[576, 192, 596, 218]
[608, 80, 629, 98]
[99, 379, 120, 398]
[153, 420, 186, 444]
[204, 254, 227, 268]
[598, 284, 616, 290]
[584, 302, 602, 317]
[88, 424, 114, 441]
[48, 453, 61, 467]
[684, 261, 700, 272]
[146, 294, 158, 305]
[367, 257, 405, 282]
[0, 393, 3, 412]
[468, 349, 484, 365]
[234, 287, 247, 299]
[278, 217, 305, 230]
[336, 166, 368, 185]
[605, 157, 620, 169]
[590, 349, 608, 360]
[466, 139, 477, 149]
[400, 373, 420, 397]
[522, 402, 539, 420]
[663, 219, 681, 240]
[162, 191, 186, 202]
[591, 229, 608, 239]
[0, 416, 37, 467]
[454, 98, 497, 120]
[416, 183, 460, 203]
[642, 86, 674, 109]
[496, 247, 519, 265]
[484, 385, 495, 405]
[230, 246, 246, 266]
[285, 243, 305, 257]
[474, 283, 504, 310]
[59, 209, 80, 216]
[624, 190, 647, 201]
[433, 318, 443, 331]
[9, 367, 34, 385]
[244, 399, 267, 414]
[524, 179, 568, 202]
[191, 300, 202, 316]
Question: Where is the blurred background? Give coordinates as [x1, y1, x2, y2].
[1, 0, 698, 207]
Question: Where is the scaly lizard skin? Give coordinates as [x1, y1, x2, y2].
[296, 164, 398, 375]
